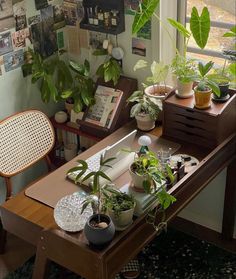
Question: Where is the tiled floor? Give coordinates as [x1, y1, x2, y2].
[0, 233, 35, 279]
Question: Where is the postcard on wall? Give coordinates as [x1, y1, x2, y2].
[53, 5, 66, 30]
[34, 0, 48, 11]
[0, 32, 13, 56]
[28, 14, 41, 26]
[0, 0, 15, 32]
[85, 85, 123, 129]
[13, 0, 27, 31]
[67, 25, 80, 55]
[12, 28, 31, 50]
[57, 30, 65, 49]
[63, 1, 78, 26]
[137, 20, 151, 40]
[132, 38, 146, 57]
[3, 49, 24, 72]
[124, 0, 140, 15]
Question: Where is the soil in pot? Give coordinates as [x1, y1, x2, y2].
[84, 214, 115, 247]
[145, 84, 173, 99]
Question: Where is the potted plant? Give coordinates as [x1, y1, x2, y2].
[67, 155, 116, 247]
[127, 90, 161, 131]
[93, 49, 122, 86]
[22, 49, 96, 113]
[102, 186, 135, 231]
[194, 61, 220, 109]
[134, 59, 173, 99]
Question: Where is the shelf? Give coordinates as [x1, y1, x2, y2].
[80, 22, 125, 35]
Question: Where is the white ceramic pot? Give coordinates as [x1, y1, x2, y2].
[108, 205, 135, 231]
[54, 111, 68, 124]
[176, 79, 193, 98]
[135, 113, 155, 131]
[129, 165, 149, 190]
[145, 84, 173, 100]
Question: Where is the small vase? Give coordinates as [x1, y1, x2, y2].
[84, 214, 115, 247]
[54, 111, 68, 123]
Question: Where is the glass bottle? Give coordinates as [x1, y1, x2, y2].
[104, 11, 110, 29]
[88, 7, 94, 25]
[98, 8, 104, 26]
[111, 10, 119, 27]
[93, 6, 99, 26]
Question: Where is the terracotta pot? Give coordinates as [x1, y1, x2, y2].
[144, 84, 173, 100]
[176, 79, 193, 98]
[108, 204, 135, 231]
[194, 86, 212, 109]
[135, 113, 155, 131]
[84, 214, 115, 247]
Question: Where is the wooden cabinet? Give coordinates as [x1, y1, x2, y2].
[163, 91, 236, 149]
[80, 0, 125, 34]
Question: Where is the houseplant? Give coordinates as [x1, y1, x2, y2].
[134, 59, 172, 99]
[194, 61, 220, 109]
[22, 49, 96, 113]
[93, 49, 122, 86]
[102, 186, 135, 231]
[67, 155, 116, 247]
[127, 90, 160, 131]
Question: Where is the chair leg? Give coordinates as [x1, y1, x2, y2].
[0, 221, 7, 254]
[4, 177, 12, 200]
[32, 242, 51, 279]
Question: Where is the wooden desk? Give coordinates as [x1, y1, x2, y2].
[1, 122, 236, 279]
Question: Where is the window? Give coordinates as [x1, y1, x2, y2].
[179, 0, 236, 66]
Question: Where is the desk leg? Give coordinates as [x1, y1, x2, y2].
[32, 239, 50, 279]
[222, 158, 236, 240]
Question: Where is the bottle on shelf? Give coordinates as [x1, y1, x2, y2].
[104, 11, 110, 29]
[111, 10, 119, 27]
[93, 6, 99, 26]
[98, 8, 104, 26]
[88, 7, 94, 25]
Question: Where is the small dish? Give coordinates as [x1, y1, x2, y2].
[175, 90, 194, 99]
[212, 94, 230, 103]
[170, 154, 199, 174]
[54, 192, 92, 232]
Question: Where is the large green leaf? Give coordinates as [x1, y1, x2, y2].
[167, 18, 191, 38]
[228, 62, 236, 76]
[133, 60, 148, 71]
[150, 61, 169, 83]
[132, 0, 160, 34]
[190, 7, 210, 49]
[223, 25, 236, 37]
[45, 74, 58, 102]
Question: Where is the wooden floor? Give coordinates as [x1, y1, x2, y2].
[0, 233, 35, 279]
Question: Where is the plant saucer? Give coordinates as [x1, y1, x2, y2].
[175, 90, 194, 99]
[212, 94, 230, 103]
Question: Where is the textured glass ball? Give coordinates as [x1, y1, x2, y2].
[54, 111, 67, 123]
[138, 135, 152, 146]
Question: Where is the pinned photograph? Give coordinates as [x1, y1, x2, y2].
[53, 4, 65, 30]
[41, 5, 53, 21]
[12, 28, 31, 49]
[137, 20, 151, 40]
[124, 0, 140, 15]
[132, 38, 146, 57]
[0, 0, 15, 32]
[3, 49, 24, 72]
[63, 1, 78, 26]
[28, 14, 41, 26]
[0, 32, 13, 56]
[13, 0, 27, 31]
[34, 0, 48, 11]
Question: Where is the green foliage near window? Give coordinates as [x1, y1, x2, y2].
[127, 90, 161, 120]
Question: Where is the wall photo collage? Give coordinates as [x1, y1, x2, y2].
[0, 0, 84, 76]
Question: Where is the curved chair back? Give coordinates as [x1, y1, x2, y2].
[0, 110, 55, 199]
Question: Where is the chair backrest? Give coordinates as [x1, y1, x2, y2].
[0, 110, 55, 177]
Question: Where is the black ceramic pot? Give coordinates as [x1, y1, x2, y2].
[213, 83, 230, 99]
[84, 214, 115, 247]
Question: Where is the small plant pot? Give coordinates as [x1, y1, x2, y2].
[84, 214, 115, 247]
[212, 83, 230, 102]
[135, 113, 155, 131]
[108, 205, 135, 231]
[176, 79, 193, 98]
[194, 86, 212, 109]
[129, 165, 149, 192]
[145, 84, 173, 100]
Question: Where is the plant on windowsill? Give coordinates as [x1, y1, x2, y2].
[194, 61, 220, 109]
[127, 90, 161, 131]
[67, 155, 117, 247]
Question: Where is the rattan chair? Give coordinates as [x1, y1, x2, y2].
[0, 110, 55, 252]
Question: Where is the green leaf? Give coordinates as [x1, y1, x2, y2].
[61, 90, 73, 99]
[97, 171, 111, 182]
[167, 18, 191, 38]
[228, 62, 236, 76]
[223, 25, 236, 37]
[207, 79, 220, 97]
[133, 60, 148, 71]
[82, 171, 96, 182]
[69, 61, 84, 74]
[190, 6, 210, 49]
[150, 61, 169, 83]
[143, 179, 151, 193]
[132, 0, 160, 34]
[101, 157, 116, 166]
[31, 71, 44, 83]
[84, 59, 90, 77]
[45, 74, 58, 102]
